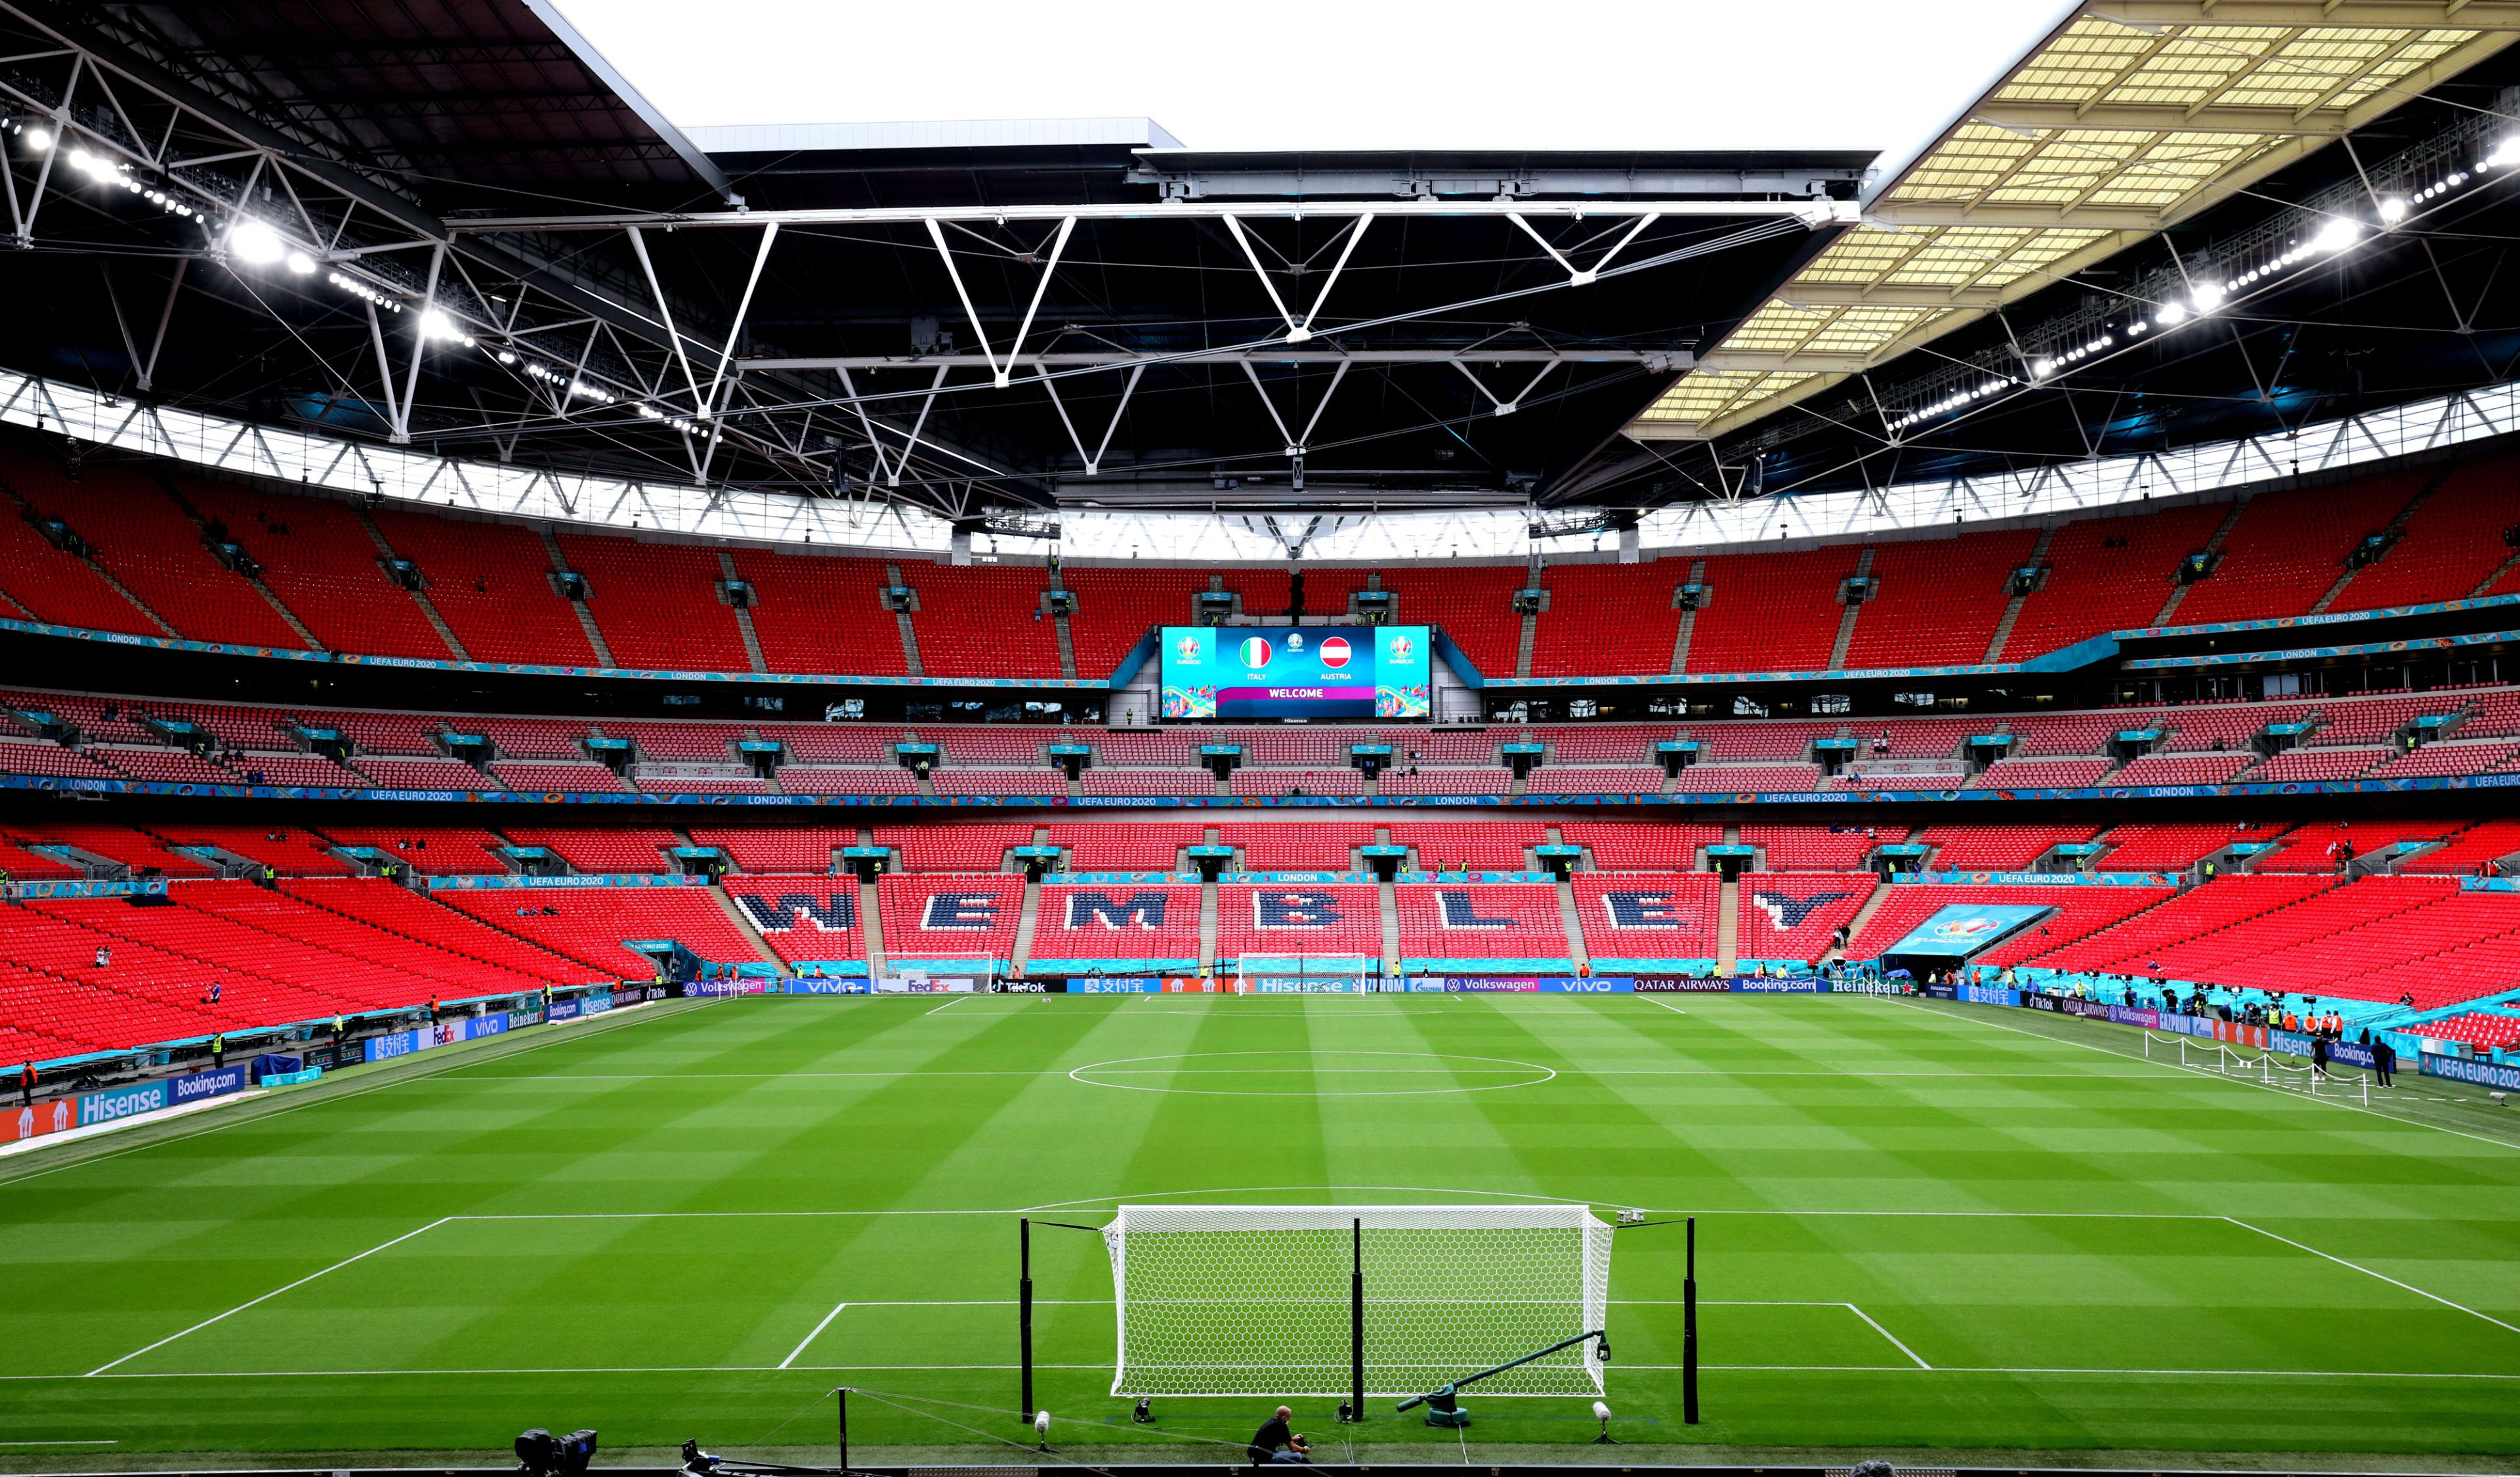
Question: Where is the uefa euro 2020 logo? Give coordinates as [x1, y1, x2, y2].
[1173, 635, 1202, 665]
[1387, 635, 1414, 663]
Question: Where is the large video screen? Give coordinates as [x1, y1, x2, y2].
[1160, 626, 1430, 720]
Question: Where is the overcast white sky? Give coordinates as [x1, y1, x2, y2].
[556, 1, 2070, 157]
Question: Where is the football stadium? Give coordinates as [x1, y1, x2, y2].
[2, 2, 2520, 1472]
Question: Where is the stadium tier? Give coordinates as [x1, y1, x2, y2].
[16, 675, 2520, 803]
[1395, 882, 1573, 966]
[15, 439, 2520, 685]
[722, 877, 867, 966]
[1738, 873, 1876, 966]
[1215, 883, 1384, 961]
[1571, 872, 1723, 966]
[1031, 884, 1204, 969]
[877, 874, 1026, 966]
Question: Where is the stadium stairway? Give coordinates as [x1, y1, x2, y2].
[1011, 865, 1045, 975]
[1049, 565, 1080, 681]
[886, 563, 925, 676]
[1716, 874, 1740, 973]
[706, 882, 785, 967]
[352, 503, 468, 658]
[1377, 874, 1401, 973]
[1827, 546, 1874, 670]
[2308, 462, 2454, 616]
[716, 551, 771, 675]
[158, 475, 328, 652]
[2152, 501, 2246, 625]
[1982, 526, 2058, 663]
[1832, 884, 1895, 964]
[1668, 557, 1706, 674]
[1555, 870, 1590, 970]
[539, 528, 615, 666]
[0, 477, 180, 637]
[858, 873, 889, 976]
[1198, 868, 1219, 972]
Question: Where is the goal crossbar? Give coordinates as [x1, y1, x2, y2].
[1102, 1203, 1612, 1398]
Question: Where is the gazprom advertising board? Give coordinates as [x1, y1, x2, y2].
[1160, 626, 1431, 720]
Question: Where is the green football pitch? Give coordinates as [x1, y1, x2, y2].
[3, 992, 2517, 1467]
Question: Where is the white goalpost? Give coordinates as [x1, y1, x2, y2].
[1101, 1204, 1614, 1398]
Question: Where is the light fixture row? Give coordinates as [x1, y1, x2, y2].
[1887, 133, 2520, 435]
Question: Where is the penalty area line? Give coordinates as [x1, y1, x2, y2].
[779, 1302, 848, 1369]
[2222, 1216, 2520, 1337]
[85, 1217, 455, 1377]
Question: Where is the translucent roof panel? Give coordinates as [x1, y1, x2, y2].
[1631, 9, 2515, 441]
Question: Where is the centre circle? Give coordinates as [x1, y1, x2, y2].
[1067, 1049, 1557, 1096]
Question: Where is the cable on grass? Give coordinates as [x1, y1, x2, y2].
[841, 1387, 1259, 1461]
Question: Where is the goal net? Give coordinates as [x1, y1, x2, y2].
[1102, 1204, 1612, 1398]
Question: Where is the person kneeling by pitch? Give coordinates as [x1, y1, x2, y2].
[1247, 1407, 1311, 1464]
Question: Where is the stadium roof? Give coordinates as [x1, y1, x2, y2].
[1629, 1, 2520, 442]
[6, 0, 2520, 538]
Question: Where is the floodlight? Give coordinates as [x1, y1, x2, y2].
[226, 219, 284, 265]
[22, 125, 51, 152]
[2486, 137, 2520, 170]
[2030, 358, 2055, 379]
[67, 147, 119, 183]
[284, 251, 314, 275]
[2377, 196, 2408, 223]
[2187, 281, 2226, 313]
[2309, 218, 2360, 254]
[2156, 302, 2189, 326]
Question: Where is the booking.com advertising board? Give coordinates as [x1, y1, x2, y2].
[1159, 625, 1431, 720]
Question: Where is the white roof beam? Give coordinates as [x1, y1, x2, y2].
[2091, 1, 2520, 24]
[1972, 101, 2351, 135]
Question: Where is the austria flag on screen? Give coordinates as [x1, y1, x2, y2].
[1317, 637, 1351, 669]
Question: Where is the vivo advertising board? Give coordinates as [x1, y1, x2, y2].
[1159, 626, 1431, 720]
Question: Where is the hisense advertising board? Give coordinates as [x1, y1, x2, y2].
[1159, 626, 1431, 720]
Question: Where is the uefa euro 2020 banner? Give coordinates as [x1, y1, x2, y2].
[1159, 626, 1431, 720]
[1883, 903, 2054, 959]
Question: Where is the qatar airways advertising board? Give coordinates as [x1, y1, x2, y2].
[1159, 626, 1431, 720]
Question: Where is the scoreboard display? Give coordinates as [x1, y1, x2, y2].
[1159, 625, 1431, 720]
